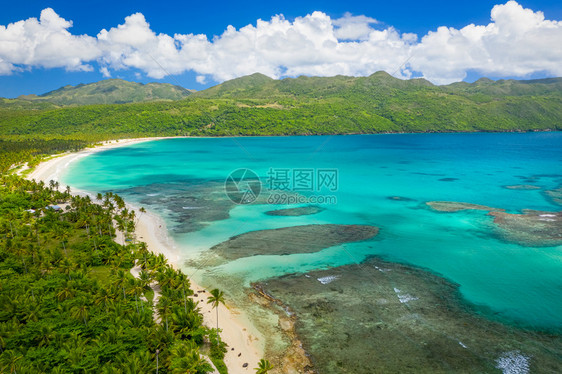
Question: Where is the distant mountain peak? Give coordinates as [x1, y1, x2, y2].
[475, 77, 494, 84]
[368, 71, 394, 78]
[17, 79, 193, 106]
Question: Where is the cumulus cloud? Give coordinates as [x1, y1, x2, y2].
[0, 8, 100, 73]
[333, 12, 378, 40]
[0, 1, 561, 84]
[409, 1, 562, 83]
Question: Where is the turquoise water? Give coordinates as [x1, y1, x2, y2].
[63, 133, 562, 331]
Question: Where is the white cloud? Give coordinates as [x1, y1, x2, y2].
[0, 8, 100, 72]
[0, 2, 561, 85]
[100, 66, 111, 78]
[333, 12, 378, 40]
[196, 75, 207, 84]
[409, 1, 562, 84]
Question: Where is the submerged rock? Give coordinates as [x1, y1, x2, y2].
[387, 196, 416, 202]
[427, 201, 561, 247]
[209, 224, 379, 261]
[264, 205, 325, 216]
[503, 184, 541, 190]
[545, 186, 562, 206]
[426, 201, 502, 213]
[253, 257, 562, 374]
[489, 210, 562, 246]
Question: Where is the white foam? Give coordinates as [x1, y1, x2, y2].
[539, 214, 556, 217]
[495, 351, 530, 374]
[374, 265, 391, 272]
[146, 193, 160, 196]
[317, 275, 339, 285]
[182, 206, 202, 210]
[393, 287, 419, 304]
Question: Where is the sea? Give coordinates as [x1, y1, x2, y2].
[62, 132, 562, 372]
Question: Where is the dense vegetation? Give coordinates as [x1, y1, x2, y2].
[2, 72, 560, 139]
[0, 139, 88, 174]
[15, 79, 192, 106]
[0, 176, 227, 373]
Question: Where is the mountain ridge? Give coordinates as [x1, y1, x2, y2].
[0, 72, 560, 142]
[194, 72, 562, 99]
[14, 79, 194, 106]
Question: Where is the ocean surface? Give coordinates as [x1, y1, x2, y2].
[63, 133, 562, 367]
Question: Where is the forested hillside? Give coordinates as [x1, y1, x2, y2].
[14, 79, 192, 106]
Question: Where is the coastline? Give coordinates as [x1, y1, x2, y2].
[20, 133, 562, 373]
[26, 137, 265, 373]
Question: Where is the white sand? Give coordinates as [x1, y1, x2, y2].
[26, 138, 265, 373]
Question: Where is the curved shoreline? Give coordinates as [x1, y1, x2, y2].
[26, 137, 265, 374]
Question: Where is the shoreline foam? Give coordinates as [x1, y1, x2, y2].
[26, 137, 265, 373]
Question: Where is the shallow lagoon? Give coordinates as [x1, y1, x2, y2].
[64, 132, 562, 371]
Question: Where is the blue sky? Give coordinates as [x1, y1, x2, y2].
[0, 0, 561, 97]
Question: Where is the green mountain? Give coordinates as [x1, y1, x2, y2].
[196, 71, 562, 99]
[16, 79, 193, 106]
[444, 77, 562, 96]
[1, 73, 561, 167]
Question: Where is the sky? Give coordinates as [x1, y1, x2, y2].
[0, 0, 561, 97]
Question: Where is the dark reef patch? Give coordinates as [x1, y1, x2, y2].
[118, 180, 234, 233]
[489, 210, 562, 246]
[387, 196, 416, 202]
[503, 184, 541, 190]
[426, 201, 502, 213]
[264, 205, 325, 217]
[209, 224, 379, 261]
[545, 186, 562, 206]
[253, 257, 562, 374]
[427, 201, 561, 247]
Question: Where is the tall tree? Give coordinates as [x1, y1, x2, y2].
[207, 288, 225, 331]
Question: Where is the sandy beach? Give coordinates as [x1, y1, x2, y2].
[26, 137, 265, 373]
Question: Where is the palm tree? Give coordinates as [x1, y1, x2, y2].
[56, 285, 75, 301]
[37, 325, 55, 347]
[157, 296, 173, 332]
[71, 301, 89, 325]
[128, 278, 148, 315]
[94, 287, 114, 312]
[169, 341, 212, 374]
[54, 226, 70, 256]
[207, 288, 225, 331]
[60, 258, 74, 280]
[255, 359, 274, 374]
[113, 269, 129, 299]
[1, 350, 22, 373]
[22, 303, 40, 323]
[137, 242, 149, 268]
[0, 323, 8, 353]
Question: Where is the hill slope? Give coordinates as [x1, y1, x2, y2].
[16, 79, 193, 106]
[0, 73, 560, 142]
[195, 72, 562, 99]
